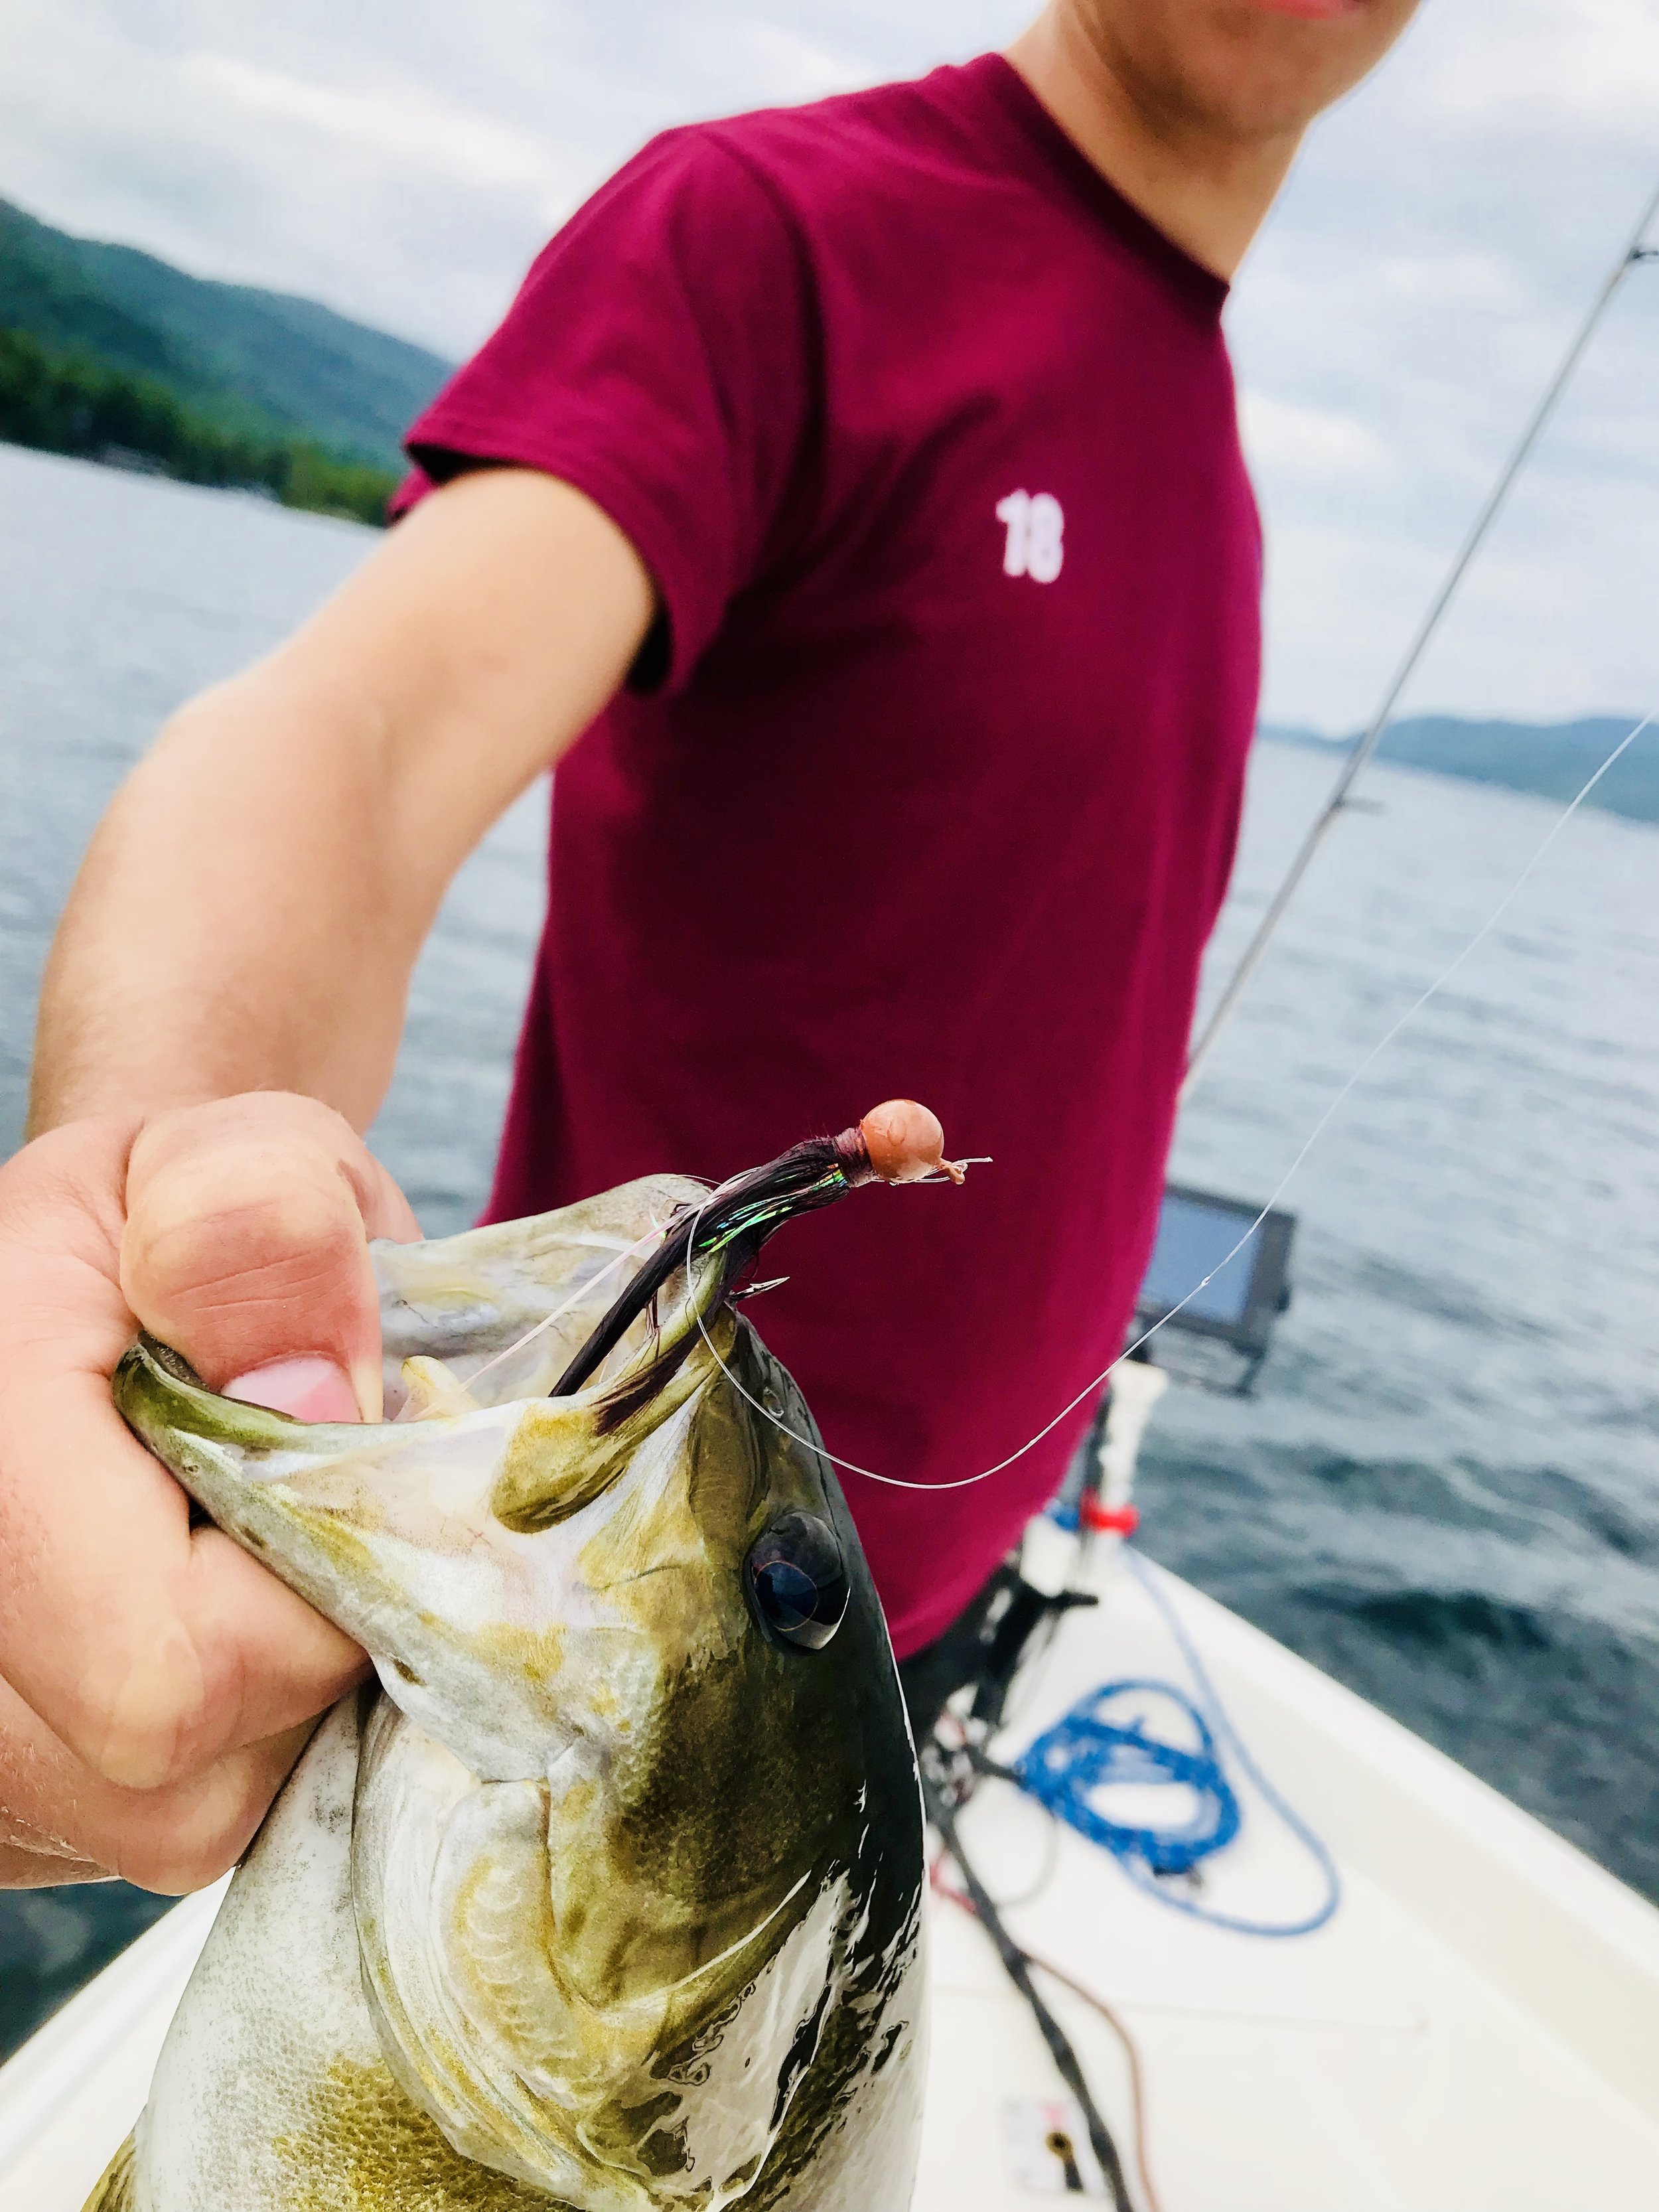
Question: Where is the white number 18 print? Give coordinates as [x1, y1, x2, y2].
[995, 488, 1065, 583]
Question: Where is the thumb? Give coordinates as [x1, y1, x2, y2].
[119, 1094, 419, 1424]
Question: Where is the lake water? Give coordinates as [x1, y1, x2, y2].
[1, 441, 1655, 2057]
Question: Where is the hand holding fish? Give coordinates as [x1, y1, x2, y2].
[0, 1091, 411, 1891]
[83, 1113, 948, 2208]
[3, 471, 665, 1893]
[0, 1086, 966, 1900]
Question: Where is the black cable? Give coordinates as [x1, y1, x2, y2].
[920, 1769, 1134, 2212]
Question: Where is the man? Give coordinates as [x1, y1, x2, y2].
[0, 0, 1417, 1891]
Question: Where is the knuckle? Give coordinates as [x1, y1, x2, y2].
[139, 1174, 358, 1297]
[122, 1125, 373, 1358]
[120, 1816, 247, 1896]
[81, 1618, 214, 1793]
[88, 1714, 198, 1795]
[0, 1114, 135, 1264]
[139, 1092, 360, 1183]
[113, 1737, 301, 1896]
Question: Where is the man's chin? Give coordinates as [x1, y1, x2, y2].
[1243, 0, 1366, 20]
[1165, 0, 1419, 145]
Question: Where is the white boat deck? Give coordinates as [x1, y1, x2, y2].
[921, 1530, 1659, 2209]
[3, 1538, 1657, 2211]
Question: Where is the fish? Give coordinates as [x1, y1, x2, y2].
[90, 1124, 939, 2211]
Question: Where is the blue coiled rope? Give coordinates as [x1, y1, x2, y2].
[1018, 1680, 1241, 1872]
[1012, 1548, 1342, 1938]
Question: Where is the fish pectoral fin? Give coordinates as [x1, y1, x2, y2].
[354, 1720, 655, 2212]
[434, 1783, 597, 2081]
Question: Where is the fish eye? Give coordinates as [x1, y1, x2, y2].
[745, 1512, 849, 1652]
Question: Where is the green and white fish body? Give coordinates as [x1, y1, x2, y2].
[95, 1173, 926, 2211]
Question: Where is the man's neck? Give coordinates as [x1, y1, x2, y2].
[1004, 8, 1303, 281]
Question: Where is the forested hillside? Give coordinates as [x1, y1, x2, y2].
[1263, 714, 1657, 827]
[0, 196, 451, 522]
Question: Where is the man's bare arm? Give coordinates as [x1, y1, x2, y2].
[1, 468, 654, 1890]
[31, 466, 654, 1133]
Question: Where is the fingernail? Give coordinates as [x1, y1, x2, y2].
[348, 1355, 384, 1425]
[223, 1357, 361, 1424]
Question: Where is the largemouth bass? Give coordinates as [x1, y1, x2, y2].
[93, 1113, 950, 2211]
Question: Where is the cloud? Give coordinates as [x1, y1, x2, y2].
[1423, 0, 1659, 125]
[179, 54, 581, 219]
[1226, 0, 1659, 727]
[1239, 392, 1390, 486]
[0, 0, 1654, 729]
[726, 23, 875, 103]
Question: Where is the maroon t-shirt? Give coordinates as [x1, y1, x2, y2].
[401, 54, 1261, 1657]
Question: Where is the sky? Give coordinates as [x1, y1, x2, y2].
[2, 0, 1656, 733]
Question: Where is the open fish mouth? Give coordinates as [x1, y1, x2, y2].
[115, 1119, 940, 2209]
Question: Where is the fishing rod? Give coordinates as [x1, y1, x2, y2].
[1183, 166, 1659, 1093]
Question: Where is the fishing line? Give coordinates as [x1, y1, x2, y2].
[686, 703, 1655, 1491]
[407, 1218, 669, 1413]
[1185, 165, 1659, 1086]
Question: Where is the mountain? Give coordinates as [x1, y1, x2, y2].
[0, 196, 451, 469]
[1262, 715, 1657, 828]
[0, 196, 453, 519]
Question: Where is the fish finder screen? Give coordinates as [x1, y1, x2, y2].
[1138, 1192, 1260, 1326]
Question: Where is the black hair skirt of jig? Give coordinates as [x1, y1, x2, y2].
[551, 1134, 861, 1405]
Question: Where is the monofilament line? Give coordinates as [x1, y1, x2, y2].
[690, 704, 1655, 1493]
[451, 1220, 670, 1409]
[1184, 166, 1659, 1088]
